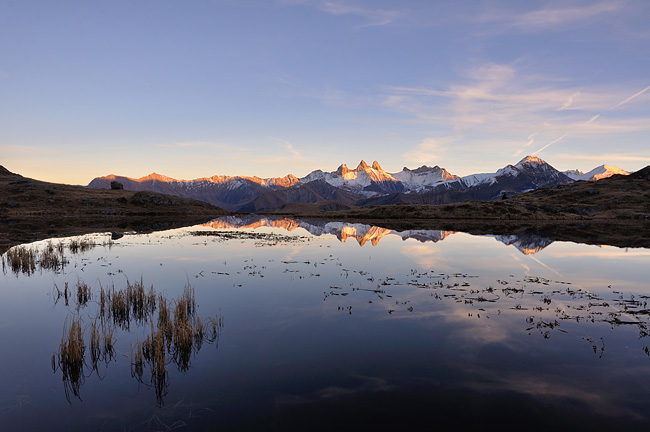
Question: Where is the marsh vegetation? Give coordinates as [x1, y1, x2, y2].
[1, 236, 110, 276]
[51, 278, 222, 405]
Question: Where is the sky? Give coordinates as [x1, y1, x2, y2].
[1, 0, 650, 185]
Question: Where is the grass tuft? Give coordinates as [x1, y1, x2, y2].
[56, 315, 86, 402]
[52, 278, 222, 405]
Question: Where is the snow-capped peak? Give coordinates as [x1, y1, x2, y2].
[297, 160, 399, 193]
[515, 155, 546, 167]
[564, 164, 629, 181]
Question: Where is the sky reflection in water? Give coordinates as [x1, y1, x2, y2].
[1, 217, 650, 430]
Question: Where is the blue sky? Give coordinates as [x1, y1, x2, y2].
[2, 0, 649, 184]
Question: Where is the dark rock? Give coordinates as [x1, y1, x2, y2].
[111, 232, 124, 240]
[573, 207, 597, 216]
[541, 205, 559, 214]
[111, 181, 124, 190]
[629, 166, 650, 180]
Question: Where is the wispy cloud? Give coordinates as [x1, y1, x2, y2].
[609, 84, 650, 109]
[277, 0, 402, 27]
[384, 61, 650, 167]
[267, 136, 304, 159]
[513, 133, 536, 157]
[533, 134, 569, 155]
[559, 91, 580, 111]
[402, 137, 451, 165]
[478, 1, 623, 33]
[319, 1, 402, 26]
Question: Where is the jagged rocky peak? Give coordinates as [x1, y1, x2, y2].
[335, 160, 392, 177]
[336, 164, 351, 175]
[410, 165, 434, 173]
[564, 169, 583, 179]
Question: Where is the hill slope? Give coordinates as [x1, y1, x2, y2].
[0, 166, 232, 250]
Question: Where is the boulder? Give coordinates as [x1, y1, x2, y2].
[110, 181, 124, 190]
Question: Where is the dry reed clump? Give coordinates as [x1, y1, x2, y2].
[126, 278, 157, 325]
[89, 320, 101, 371]
[53, 278, 223, 405]
[171, 284, 196, 372]
[157, 295, 171, 334]
[2, 245, 37, 275]
[40, 240, 67, 272]
[76, 280, 91, 307]
[99, 279, 158, 329]
[68, 237, 95, 254]
[55, 315, 86, 402]
[88, 318, 115, 373]
[102, 325, 115, 362]
[140, 321, 170, 404]
[2, 241, 69, 275]
[99, 285, 108, 322]
[110, 287, 130, 329]
[130, 284, 225, 405]
[132, 341, 145, 380]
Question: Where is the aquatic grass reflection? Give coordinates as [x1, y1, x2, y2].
[68, 238, 96, 254]
[39, 240, 66, 272]
[52, 279, 223, 405]
[1, 245, 37, 275]
[1, 235, 113, 276]
[56, 316, 85, 402]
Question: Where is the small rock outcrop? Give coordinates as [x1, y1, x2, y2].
[110, 181, 124, 190]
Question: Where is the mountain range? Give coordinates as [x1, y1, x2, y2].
[87, 156, 629, 212]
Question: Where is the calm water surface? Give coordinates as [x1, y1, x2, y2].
[2, 217, 650, 431]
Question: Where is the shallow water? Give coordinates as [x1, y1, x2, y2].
[2, 216, 650, 431]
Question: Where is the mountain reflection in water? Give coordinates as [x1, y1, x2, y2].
[202, 215, 553, 254]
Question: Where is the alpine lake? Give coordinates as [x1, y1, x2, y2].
[2, 215, 650, 431]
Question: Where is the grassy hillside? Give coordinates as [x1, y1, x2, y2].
[0, 166, 233, 251]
